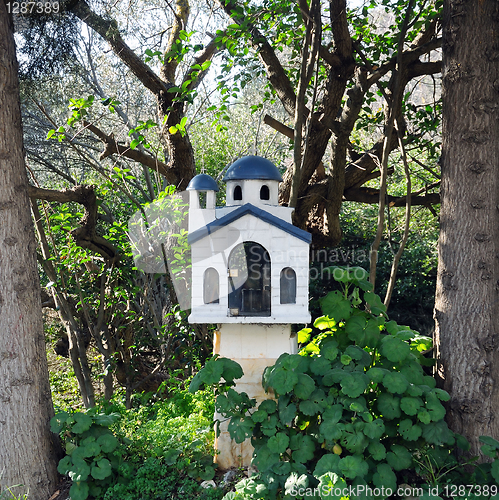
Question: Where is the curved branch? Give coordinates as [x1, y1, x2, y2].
[82, 121, 176, 183]
[28, 185, 120, 263]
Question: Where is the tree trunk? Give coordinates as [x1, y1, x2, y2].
[0, 3, 59, 496]
[435, 0, 499, 455]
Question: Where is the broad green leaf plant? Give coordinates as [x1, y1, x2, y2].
[190, 267, 493, 499]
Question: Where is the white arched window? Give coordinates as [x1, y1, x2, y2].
[280, 267, 296, 304]
[203, 267, 219, 304]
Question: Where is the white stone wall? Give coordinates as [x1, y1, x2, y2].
[189, 214, 310, 324]
[213, 324, 296, 469]
[225, 179, 279, 207]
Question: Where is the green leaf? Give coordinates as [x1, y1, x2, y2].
[91, 458, 112, 480]
[220, 358, 244, 382]
[79, 439, 101, 457]
[386, 444, 413, 471]
[57, 455, 72, 475]
[267, 432, 289, 454]
[320, 291, 353, 321]
[259, 400, 277, 414]
[398, 419, 422, 441]
[380, 336, 411, 363]
[367, 367, 386, 383]
[314, 316, 336, 330]
[310, 357, 332, 376]
[364, 319, 381, 347]
[491, 459, 499, 482]
[425, 393, 446, 421]
[455, 433, 470, 451]
[93, 413, 119, 427]
[295, 373, 316, 399]
[130, 138, 140, 149]
[299, 399, 321, 416]
[279, 402, 296, 424]
[340, 354, 352, 366]
[314, 453, 341, 477]
[340, 372, 369, 398]
[417, 410, 431, 424]
[200, 359, 225, 385]
[269, 368, 298, 394]
[68, 459, 90, 482]
[342, 428, 368, 454]
[382, 371, 409, 394]
[377, 393, 401, 419]
[363, 419, 385, 440]
[400, 362, 424, 385]
[96, 433, 118, 453]
[339, 455, 368, 479]
[298, 327, 312, 343]
[432, 388, 451, 401]
[51, 411, 70, 433]
[421, 420, 455, 446]
[71, 413, 93, 434]
[254, 446, 280, 471]
[345, 315, 366, 343]
[372, 463, 397, 492]
[479, 435, 499, 449]
[228, 416, 254, 443]
[47, 129, 56, 139]
[290, 435, 315, 462]
[322, 368, 344, 386]
[400, 396, 423, 416]
[251, 409, 268, 423]
[368, 441, 386, 461]
[321, 340, 339, 361]
[164, 448, 181, 465]
[320, 420, 344, 442]
[364, 291, 386, 315]
[69, 482, 89, 500]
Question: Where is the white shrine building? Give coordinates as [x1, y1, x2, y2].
[186, 155, 311, 468]
[186, 155, 311, 325]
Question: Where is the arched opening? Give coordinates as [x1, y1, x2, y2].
[203, 267, 219, 304]
[233, 185, 242, 201]
[280, 267, 296, 304]
[260, 185, 270, 200]
[198, 191, 207, 209]
[228, 241, 271, 316]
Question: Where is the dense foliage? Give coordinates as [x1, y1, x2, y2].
[190, 268, 499, 499]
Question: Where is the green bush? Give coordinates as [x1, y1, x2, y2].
[190, 267, 498, 499]
[50, 408, 122, 500]
[52, 386, 222, 500]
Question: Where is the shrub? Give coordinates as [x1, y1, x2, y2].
[190, 267, 496, 499]
[51, 386, 222, 500]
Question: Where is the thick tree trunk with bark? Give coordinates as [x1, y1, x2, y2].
[435, 0, 499, 455]
[0, 2, 59, 496]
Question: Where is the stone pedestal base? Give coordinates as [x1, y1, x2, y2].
[213, 323, 296, 469]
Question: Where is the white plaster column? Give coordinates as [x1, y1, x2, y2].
[213, 323, 297, 469]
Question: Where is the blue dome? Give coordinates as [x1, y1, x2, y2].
[186, 173, 219, 192]
[223, 156, 283, 182]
